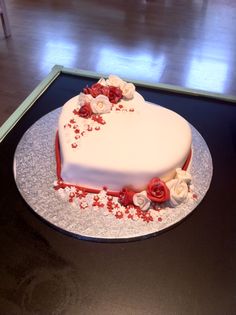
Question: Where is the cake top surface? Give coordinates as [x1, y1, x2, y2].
[58, 75, 192, 190]
[59, 96, 191, 174]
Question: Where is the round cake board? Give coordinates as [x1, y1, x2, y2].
[14, 107, 213, 242]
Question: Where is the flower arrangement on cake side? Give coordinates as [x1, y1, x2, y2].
[54, 75, 197, 223]
[54, 167, 196, 223]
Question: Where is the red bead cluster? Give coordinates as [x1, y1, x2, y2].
[67, 188, 88, 203]
[83, 83, 123, 104]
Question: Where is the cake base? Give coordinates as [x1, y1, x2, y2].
[14, 108, 213, 241]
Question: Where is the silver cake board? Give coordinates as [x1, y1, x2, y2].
[14, 108, 213, 242]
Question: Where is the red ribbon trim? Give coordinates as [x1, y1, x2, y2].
[182, 148, 192, 171]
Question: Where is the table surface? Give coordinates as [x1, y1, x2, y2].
[0, 72, 236, 315]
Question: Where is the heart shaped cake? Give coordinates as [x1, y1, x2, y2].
[55, 75, 193, 211]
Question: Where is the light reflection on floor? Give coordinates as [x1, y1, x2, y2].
[185, 58, 228, 93]
[40, 40, 80, 74]
[95, 46, 166, 82]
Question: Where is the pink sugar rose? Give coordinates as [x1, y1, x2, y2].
[90, 95, 112, 114]
[147, 177, 170, 203]
[133, 191, 151, 211]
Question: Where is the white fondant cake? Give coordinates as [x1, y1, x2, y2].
[58, 76, 192, 193]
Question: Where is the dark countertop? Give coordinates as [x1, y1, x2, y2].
[0, 73, 235, 315]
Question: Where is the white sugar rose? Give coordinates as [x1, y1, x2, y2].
[122, 82, 135, 99]
[90, 95, 112, 114]
[78, 92, 92, 107]
[133, 191, 151, 211]
[106, 75, 125, 89]
[175, 168, 192, 184]
[97, 77, 107, 86]
[166, 179, 189, 208]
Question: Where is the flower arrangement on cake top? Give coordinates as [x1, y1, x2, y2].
[73, 75, 136, 118]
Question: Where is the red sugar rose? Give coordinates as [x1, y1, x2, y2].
[119, 188, 135, 206]
[83, 83, 123, 104]
[108, 86, 123, 104]
[78, 103, 92, 118]
[83, 83, 103, 98]
[147, 178, 170, 203]
[101, 86, 110, 97]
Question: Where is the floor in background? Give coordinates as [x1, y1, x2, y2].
[0, 0, 236, 126]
